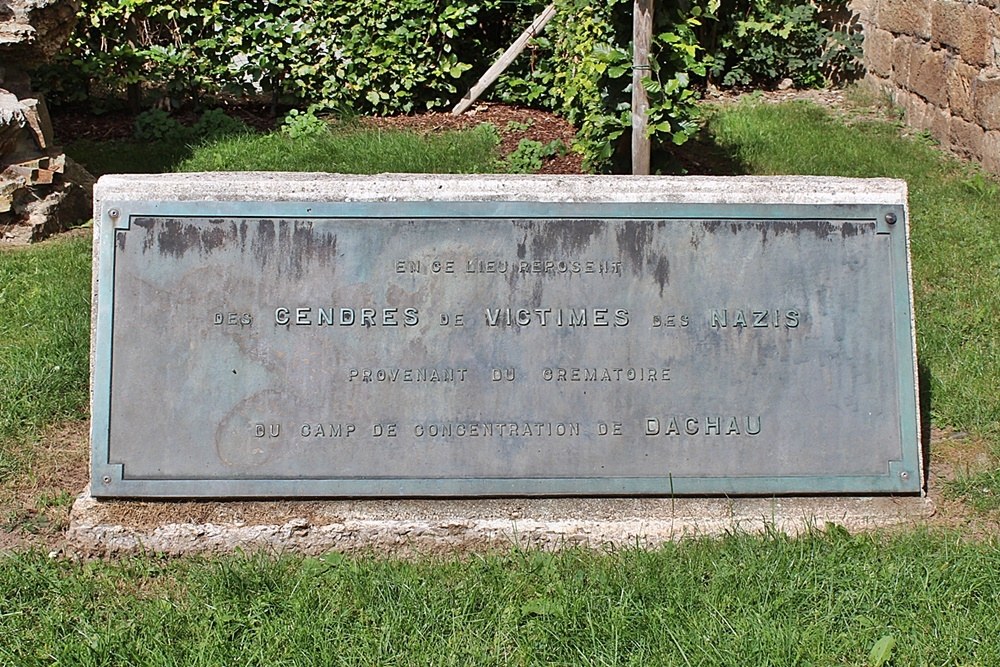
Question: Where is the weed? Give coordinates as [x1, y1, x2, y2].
[503, 138, 566, 173]
[280, 109, 330, 139]
[504, 119, 533, 132]
[134, 108, 186, 142]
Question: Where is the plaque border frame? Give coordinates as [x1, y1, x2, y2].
[91, 198, 921, 498]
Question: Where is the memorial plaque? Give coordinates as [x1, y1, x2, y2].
[90, 174, 921, 497]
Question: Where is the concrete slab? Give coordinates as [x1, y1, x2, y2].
[68, 490, 935, 557]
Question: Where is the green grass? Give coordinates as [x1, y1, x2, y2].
[2, 532, 1000, 665]
[66, 139, 193, 177]
[705, 100, 1000, 441]
[0, 237, 92, 475]
[68, 123, 503, 178]
[175, 123, 501, 174]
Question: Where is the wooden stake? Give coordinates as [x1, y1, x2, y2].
[632, 0, 653, 175]
[452, 3, 557, 116]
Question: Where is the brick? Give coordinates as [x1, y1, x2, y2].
[865, 27, 895, 76]
[947, 60, 979, 121]
[959, 5, 996, 66]
[972, 73, 1000, 129]
[909, 44, 950, 106]
[950, 116, 987, 159]
[878, 0, 933, 39]
[932, 0, 965, 49]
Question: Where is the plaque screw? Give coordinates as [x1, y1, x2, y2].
[102, 475, 111, 485]
[108, 208, 120, 220]
[885, 212, 897, 225]
[900, 471, 910, 481]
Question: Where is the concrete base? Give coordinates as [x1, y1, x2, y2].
[68, 489, 935, 557]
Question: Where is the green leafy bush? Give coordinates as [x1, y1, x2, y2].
[134, 108, 248, 142]
[34, 0, 526, 115]
[704, 0, 862, 88]
[497, 0, 718, 171]
[191, 109, 250, 140]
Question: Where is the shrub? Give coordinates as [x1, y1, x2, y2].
[32, 0, 527, 115]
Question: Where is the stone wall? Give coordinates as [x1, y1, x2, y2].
[855, 0, 1000, 173]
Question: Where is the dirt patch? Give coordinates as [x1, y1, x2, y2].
[924, 428, 1000, 538]
[0, 419, 89, 553]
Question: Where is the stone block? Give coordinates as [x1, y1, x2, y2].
[891, 36, 915, 87]
[949, 115, 986, 159]
[992, 11, 1000, 65]
[898, 91, 936, 132]
[850, 0, 876, 23]
[981, 131, 1000, 172]
[865, 27, 895, 77]
[947, 60, 979, 121]
[909, 43, 950, 106]
[959, 5, 996, 66]
[932, 0, 965, 49]
[878, 0, 933, 38]
[973, 72, 1000, 129]
[929, 105, 952, 144]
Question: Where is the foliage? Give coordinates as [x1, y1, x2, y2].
[191, 109, 251, 141]
[33, 0, 524, 115]
[133, 108, 186, 142]
[496, 0, 719, 171]
[704, 0, 863, 88]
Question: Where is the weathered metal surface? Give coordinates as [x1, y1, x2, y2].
[91, 188, 920, 498]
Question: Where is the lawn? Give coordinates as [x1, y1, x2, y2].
[2, 95, 999, 665]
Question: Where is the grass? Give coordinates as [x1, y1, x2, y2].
[175, 123, 501, 174]
[67, 138, 193, 177]
[1, 531, 1000, 665]
[0, 237, 91, 477]
[68, 123, 503, 178]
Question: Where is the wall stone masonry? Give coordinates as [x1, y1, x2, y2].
[855, 0, 1000, 173]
